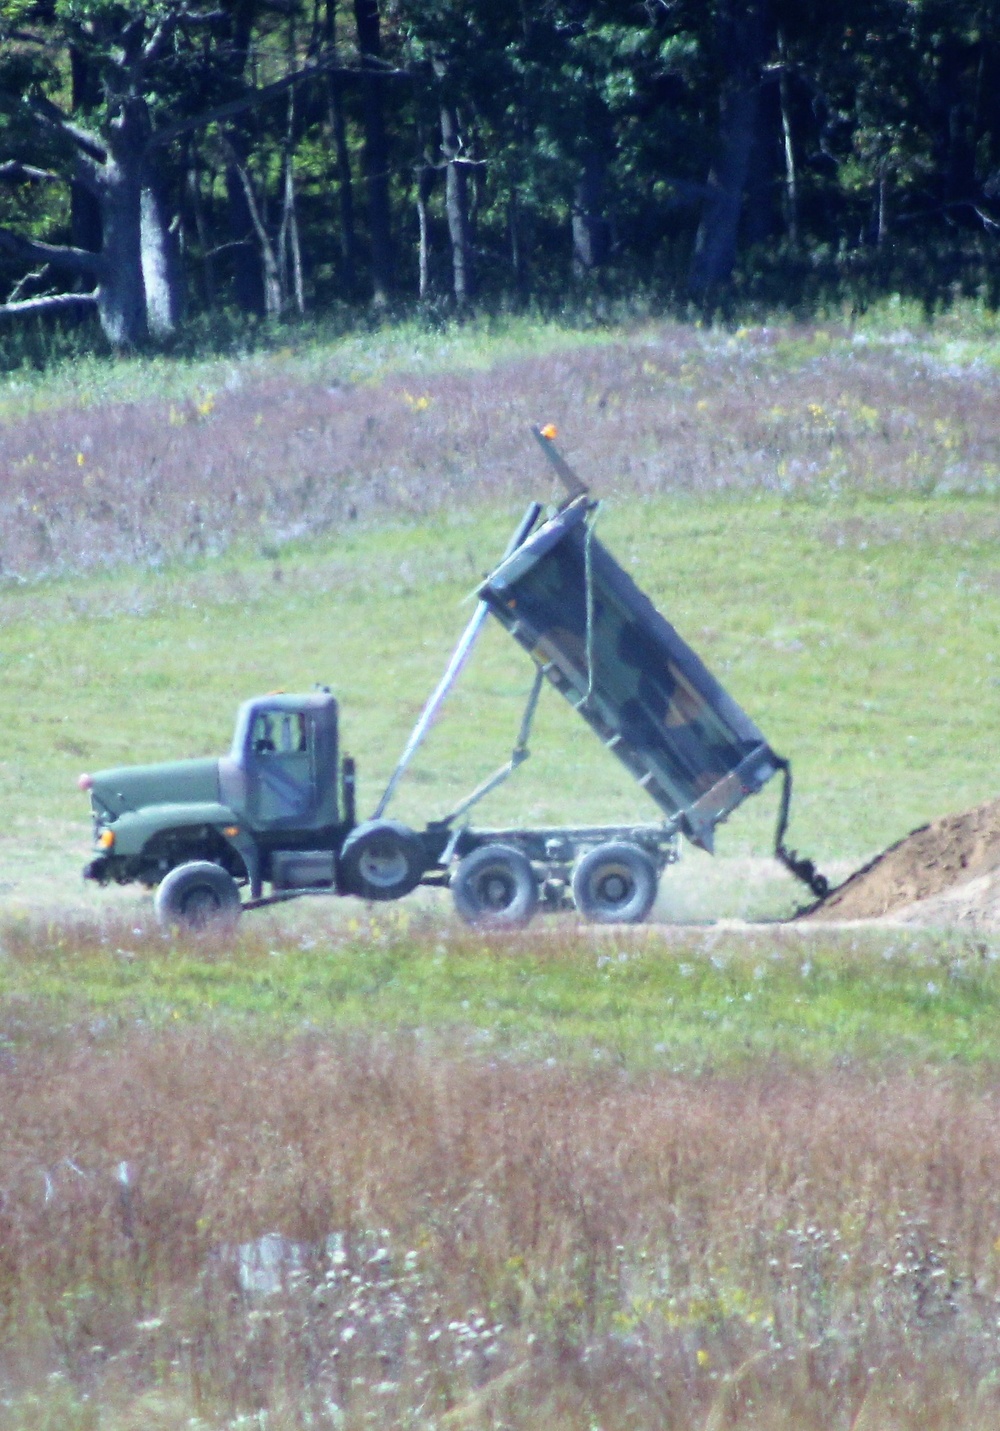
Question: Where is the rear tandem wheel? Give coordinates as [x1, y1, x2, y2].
[571, 841, 658, 924]
[451, 844, 539, 928]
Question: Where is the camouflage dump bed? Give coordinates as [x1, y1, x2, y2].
[478, 496, 780, 852]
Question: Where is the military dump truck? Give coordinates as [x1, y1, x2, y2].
[81, 428, 825, 931]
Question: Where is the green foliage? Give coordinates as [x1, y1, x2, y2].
[3, 0, 1000, 343]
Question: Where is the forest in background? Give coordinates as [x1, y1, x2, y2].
[3, 0, 1000, 356]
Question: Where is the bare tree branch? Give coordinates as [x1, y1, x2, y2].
[29, 96, 109, 163]
[0, 160, 61, 185]
[0, 227, 102, 276]
[148, 54, 407, 153]
[142, 10, 182, 64]
[144, 5, 227, 61]
[6, 263, 51, 302]
[0, 291, 98, 316]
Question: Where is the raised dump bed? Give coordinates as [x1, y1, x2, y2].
[477, 493, 780, 854]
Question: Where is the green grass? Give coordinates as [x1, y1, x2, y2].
[3, 311, 1000, 1431]
[9, 297, 1000, 425]
[3, 917, 999, 1068]
[0, 313, 618, 423]
[1, 490, 997, 909]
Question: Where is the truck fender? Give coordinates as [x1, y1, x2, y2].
[108, 802, 242, 858]
[221, 827, 262, 898]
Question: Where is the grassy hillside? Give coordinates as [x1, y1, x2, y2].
[2, 311, 998, 908]
[3, 311, 1000, 1431]
[0, 490, 997, 918]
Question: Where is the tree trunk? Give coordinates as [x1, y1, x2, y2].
[187, 159, 216, 307]
[777, 32, 798, 244]
[324, 0, 357, 295]
[440, 103, 473, 306]
[416, 153, 434, 299]
[141, 177, 184, 338]
[69, 46, 102, 260]
[877, 171, 890, 246]
[327, 71, 358, 293]
[353, 0, 393, 304]
[689, 0, 771, 299]
[572, 148, 609, 276]
[508, 188, 524, 293]
[218, 0, 265, 315]
[225, 127, 266, 315]
[281, 157, 305, 313]
[231, 157, 283, 315]
[96, 169, 146, 346]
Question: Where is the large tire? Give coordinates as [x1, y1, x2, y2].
[451, 844, 538, 928]
[571, 842, 658, 924]
[155, 860, 242, 932]
[338, 820, 425, 901]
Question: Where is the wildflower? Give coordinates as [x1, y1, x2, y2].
[697, 1349, 710, 1367]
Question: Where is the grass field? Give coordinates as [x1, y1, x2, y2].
[3, 310, 1000, 1428]
[0, 489, 996, 927]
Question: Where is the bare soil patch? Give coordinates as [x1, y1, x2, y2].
[807, 794, 1000, 924]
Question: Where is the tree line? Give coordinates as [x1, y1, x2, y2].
[2, 0, 1000, 351]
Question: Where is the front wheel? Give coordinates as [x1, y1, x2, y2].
[154, 861, 242, 933]
[451, 844, 538, 928]
[571, 842, 658, 924]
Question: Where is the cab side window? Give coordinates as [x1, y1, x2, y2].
[252, 712, 307, 756]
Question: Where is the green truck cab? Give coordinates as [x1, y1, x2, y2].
[81, 689, 443, 928]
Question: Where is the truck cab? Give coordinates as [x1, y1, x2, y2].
[83, 689, 353, 904]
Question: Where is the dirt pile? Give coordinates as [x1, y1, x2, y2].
[806, 795, 1000, 924]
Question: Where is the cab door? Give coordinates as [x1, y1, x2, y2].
[246, 707, 316, 826]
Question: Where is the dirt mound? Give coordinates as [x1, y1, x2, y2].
[806, 795, 1000, 922]
[889, 869, 1000, 929]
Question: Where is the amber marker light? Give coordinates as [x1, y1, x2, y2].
[98, 830, 115, 849]
[539, 423, 558, 439]
[78, 773, 93, 790]
[223, 826, 240, 837]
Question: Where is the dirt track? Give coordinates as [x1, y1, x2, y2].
[3, 799, 1000, 933]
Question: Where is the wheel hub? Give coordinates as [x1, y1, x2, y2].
[596, 869, 633, 905]
[359, 847, 409, 887]
[181, 887, 223, 926]
[480, 872, 514, 909]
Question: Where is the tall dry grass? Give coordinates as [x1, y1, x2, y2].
[2, 1025, 1000, 1428]
[2, 323, 999, 580]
